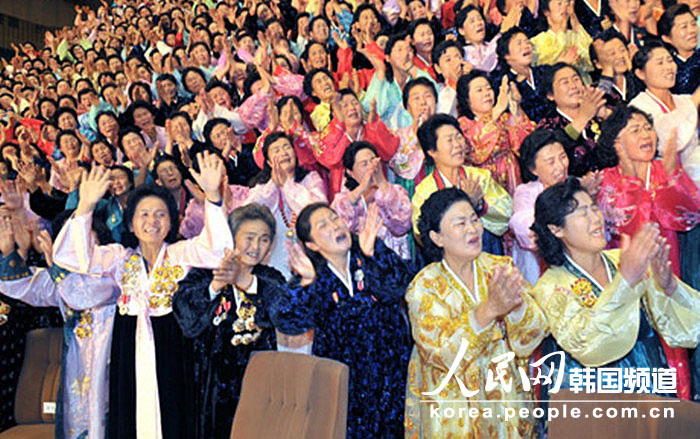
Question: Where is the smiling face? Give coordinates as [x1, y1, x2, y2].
[552, 190, 607, 255]
[531, 141, 569, 188]
[430, 123, 467, 169]
[305, 207, 352, 257]
[615, 112, 657, 162]
[467, 76, 495, 118]
[548, 67, 585, 110]
[130, 195, 171, 246]
[636, 47, 677, 90]
[598, 37, 630, 75]
[234, 219, 273, 267]
[208, 86, 231, 108]
[429, 200, 483, 262]
[667, 12, 699, 54]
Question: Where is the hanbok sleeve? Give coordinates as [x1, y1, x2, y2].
[364, 239, 417, 304]
[644, 276, 700, 348]
[53, 211, 128, 277]
[473, 167, 513, 236]
[270, 279, 323, 336]
[165, 200, 234, 269]
[509, 183, 539, 250]
[0, 252, 59, 308]
[363, 117, 400, 161]
[374, 183, 412, 237]
[532, 261, 646, 367]
[172, 267, 219, 338]
[405, 267, 498, 373]
[56, 266, 119, 309]
[281, 171, 327, 213]
[330, 191, 364, 234]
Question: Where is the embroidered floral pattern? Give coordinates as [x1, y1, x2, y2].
[118, 254, 184, 315]
[74, 310, 93, 339]
[572, 278, 597, 308]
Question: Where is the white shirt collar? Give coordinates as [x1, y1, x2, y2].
[327, 251, 353, 297]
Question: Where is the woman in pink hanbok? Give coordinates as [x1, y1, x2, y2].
[52, 152, 232, 439]
[180, 133, 327, 279]
[457, 70, 535, 196]
[331, 141, 412, 259]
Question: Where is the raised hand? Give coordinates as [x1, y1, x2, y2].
[75, 165, 111, 216]
[619, 222, 660, 287]
[460, 173, 484, 206]
[287, 240, 316, 286]
[0, 217, 14, 257]
[580, 170, 603, 197]
[650, 235, 677, 295]
[368, 98, 378, 124]
[478, 264, 525, 324]
[35, 229, 53, 266]
[184, 179, 206, 203]
[358, 203, 384, 257]
[190, 151, 224, 203]
[11, 217, 31, 259]
[211, 248, 243, 292]
[270, 156, 290, 188]
[493, 76, 510, 118]
[0, 179, 24, 211]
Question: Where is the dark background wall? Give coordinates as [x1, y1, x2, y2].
[0, 0, 98, 59]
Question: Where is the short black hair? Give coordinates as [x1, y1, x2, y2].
[532, 177, 587, 266]
[417, 113, 462, 167]
[229, 203, 277, 242]
[296, 202, 335, 269]
[456, 70, 493, 119]
[402, 77, 438, 109]
[496, 27, 527, 67]
[518, 129, 569, 183]
[658, 4, 693, 38]
[590, 29, 627, 66]
[303, 68, 334, 103]
[418, 187, 477, 262]
[632, 39, 668, 74]
[342, 141, 377, 190]
[122, 184, 180, 248]
[202, 118, 230, 146]
[542, 62, 581, 98]
[595, 105, 654, 169]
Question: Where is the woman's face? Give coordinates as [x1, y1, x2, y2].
[132, 85, 151, 103]
[340, 93, 363, 126]
[98, 115, 119, 138]
[505, 32, 534, 68]
[308, 44, 328, 69]
[389, 38, 414, 72]
[359, 10, 380, 37]
[185, 72, 206, 94]
[553, 191, 607, 256]
[266, 137, 297, 174]
[609, 0, 640, 24]
[92, 142, 113, 165]
[305, 207, 352, 257]
[430, 200, 483, 261]
[60, 135, 81, 159]
[531, 142, 569, 188]
[430, 123, 467, 168]
[548, 67, 585, 109]
[637, 47, 677, 90]
[110, 168, 131, 196]
[191, 44, 210, 66]
[122, 132, 147, 163]
[130, 196, 171, 246]
[279, 100, 303, 124]
[406, 84, 437, 121]
[462, 10, 486, 44]
[310, 19, 330, 42]
[667, 12, 699, 54]
[348, 147, 378, 183]
[234, 219, 273, 267]
[412, 23, 435, 54]
[210, 123, 231, 151]
[58, 112, 77, 130]
[40, 101, 56, 119]
[133, 107, 154, 130]
[467, 76, 495, 117]
[311, 72, 335, 102]
[616, 113, 657, 163]
[545, 0, 570, 26]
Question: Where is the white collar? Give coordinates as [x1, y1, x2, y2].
[441, 259, 478, 303]
[564, 252, 612, 292]
[327, 251, 353, 297]
[233, 276, 258, 311]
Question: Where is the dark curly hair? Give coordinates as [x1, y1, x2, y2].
[519, 129, 570, 183]
[295, 202, 334, 270]
[456, 70, 493, 119]
[595, 105, 654, 170]
[418, 188, 477, 262]
[122, 184, 180, 248]
[531, 177, 586, 266]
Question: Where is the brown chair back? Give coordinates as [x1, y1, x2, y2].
[230, 351, 348, 439]
[13, 328, 63, 425]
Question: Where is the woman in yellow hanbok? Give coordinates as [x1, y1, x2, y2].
[405, 188, 547, 438]
[531, 177, 700, 404]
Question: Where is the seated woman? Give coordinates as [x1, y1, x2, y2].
[509, 129, 570, 284]
[173, 204, 285, 439]
[412, 114, 513, 255]
[318, 89, 399, 199]
[180, 133, 326, 279]
[271, 202, 415, 439]
[303, 68, 338, 133]
[457, 70, 535, 195]
[456, 5, 519, 73]
[531, 0, 594, 77]
[629, 40, 700, 189]
[590, 29, 641, 105]
[531, 177, 700, 404]
[405, 187, 547, 438]
[331, 141, 412, 259]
